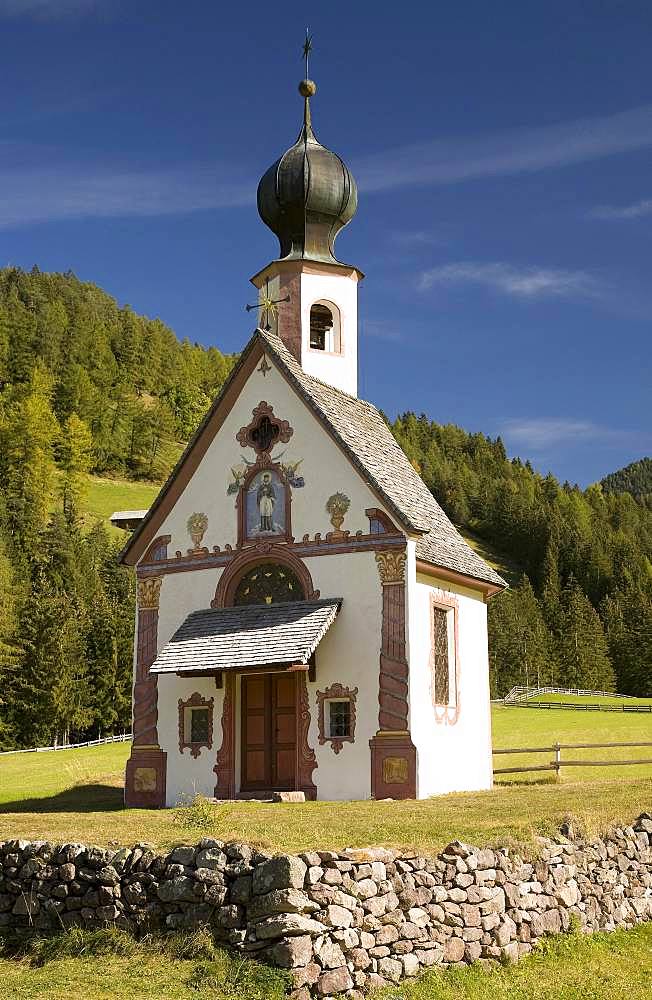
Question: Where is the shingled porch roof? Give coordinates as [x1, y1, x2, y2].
[150, 598, 342, 675]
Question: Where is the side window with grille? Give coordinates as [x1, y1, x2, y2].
[432, 605, 453, 706]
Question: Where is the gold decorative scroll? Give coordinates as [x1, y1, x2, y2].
[375, 550, 406, 585]
[137, 576, 163, 611]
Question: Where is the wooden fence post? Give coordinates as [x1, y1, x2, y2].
[553, 742, 561, 780]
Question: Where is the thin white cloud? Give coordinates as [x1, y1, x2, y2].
[501, 419, 604, 449]
[354, 105, 652, 193]
[499, 418, 652, 452]
[363, 318, 403, 342]
[417, 262, 595, 299]
[589, 198, 652, 220]
[391, 230, 444, 247]
[0, 0, 106, 17]
[0, 161, 253, 229]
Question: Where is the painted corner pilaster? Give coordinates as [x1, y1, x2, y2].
[125, 575, 166, 808]
[371, 546, 416, 798]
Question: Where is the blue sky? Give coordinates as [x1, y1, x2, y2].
[1, 0, 650, 486]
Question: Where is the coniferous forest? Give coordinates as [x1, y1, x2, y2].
[0, 266, 649, 749]
[0, 267, 236, 749]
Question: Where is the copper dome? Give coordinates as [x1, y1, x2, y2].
[257, 81, 358, 265]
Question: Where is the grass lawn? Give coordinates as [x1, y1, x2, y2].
[492, 704, 652, 783]
[82, 475, 159, 523]
[0, 707, 650, 854]
[0, 922, 650, 1000]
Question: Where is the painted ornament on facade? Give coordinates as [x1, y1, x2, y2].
[227, 451, 305, 495]
[246, 468, 286, 538]
[326, 492, 350, 537]
[186, 512, 208, 549]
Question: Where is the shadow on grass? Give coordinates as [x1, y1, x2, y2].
[0, 783, 124, 814]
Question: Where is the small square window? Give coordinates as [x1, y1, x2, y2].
[178, 694, 214, 758]
[369, 518, 385, 535]
[328, 700, 351, 739]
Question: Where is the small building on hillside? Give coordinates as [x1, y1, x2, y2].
[119, 76, 506, 807]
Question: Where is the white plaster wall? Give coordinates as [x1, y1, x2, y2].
[153, 571, 226, 806]
[303, 551, 381, 801]
[152, 359, 391, 559]
[157, 568, 224, 649]
[299, 271, 358, 396]
[407, 559, 493, 798]
[159, 673, 225, 806]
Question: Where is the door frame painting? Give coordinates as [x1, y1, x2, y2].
[236, 462, 293, 546]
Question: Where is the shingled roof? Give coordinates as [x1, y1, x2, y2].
[150, 598, 341, 674]
[259, 330, 506, 590]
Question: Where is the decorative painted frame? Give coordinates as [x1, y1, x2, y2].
[141, 535, 171, 565]
[236, 462, 293, 546]
[317, 682, 358, 754]
[364, 508, 399, 535]
[429, 590, 461, 725]
[178, 692, 215, 758]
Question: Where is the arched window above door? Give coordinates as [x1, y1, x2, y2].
[233, 562, 305, 606]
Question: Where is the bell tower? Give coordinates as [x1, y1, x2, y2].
[252, 74, 362, 397]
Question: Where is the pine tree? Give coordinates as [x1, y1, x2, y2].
[11, 582, 91, 746]
[556, 581, 615, 691]
[1, 364, 60, 549]
[59, 412, 94, 516]
[602, 587, 652, 696]
[488, 576, 555, 696]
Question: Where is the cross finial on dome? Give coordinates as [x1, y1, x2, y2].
[302, 28, 312, 77]
[300, 30, 316, 135]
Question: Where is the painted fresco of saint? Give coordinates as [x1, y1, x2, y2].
[256, 471, 276, 532]
[245, 469, 285, 538]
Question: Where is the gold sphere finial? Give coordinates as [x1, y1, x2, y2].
[299, 78, 316, 98]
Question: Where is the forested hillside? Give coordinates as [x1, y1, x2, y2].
[602, 458, 652, 504]
[392, 414, 652, 699]
[0, 267, 236, 749]
[0, 267, 649, 750]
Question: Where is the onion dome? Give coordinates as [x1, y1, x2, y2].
[257, 79, 358, 264]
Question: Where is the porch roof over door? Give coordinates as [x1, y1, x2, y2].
[150, 598, 342, 675]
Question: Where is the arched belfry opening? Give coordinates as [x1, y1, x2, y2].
[309, 301, 341, 353]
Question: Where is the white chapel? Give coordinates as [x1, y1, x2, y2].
[119, 74, 506, 808]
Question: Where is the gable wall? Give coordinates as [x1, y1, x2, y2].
[147, 358, 394, 561]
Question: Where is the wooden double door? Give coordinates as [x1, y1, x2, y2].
[241, 673, 296, 792]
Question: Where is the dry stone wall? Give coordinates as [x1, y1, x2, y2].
[1, 815, 651, 998]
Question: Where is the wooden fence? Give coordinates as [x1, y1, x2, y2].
[493, 740, 652, 777]
[504, 685, 638, 703]
[505, 701, 652, 713]
[0, 733, 132, 757]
